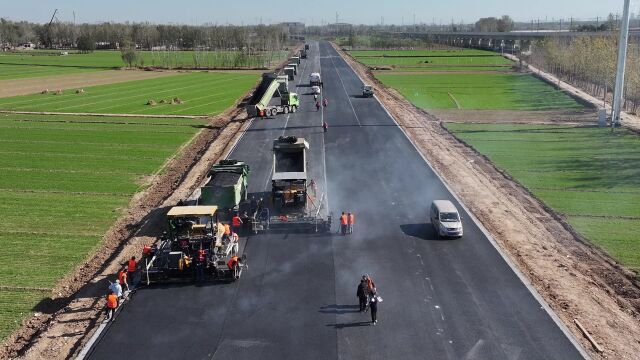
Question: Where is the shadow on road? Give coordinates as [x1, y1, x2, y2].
[400, 223, 449, 241]
[326, 321, 373, 329]
[319, 304, 360, 315]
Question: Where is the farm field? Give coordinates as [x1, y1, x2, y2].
[357, 55, 512, 67]
[446, 123, 640, 272]
[0, 71, 259, 115]
[0, 50, 286, 80]
[349, 49, 494, 57]
[0, 112, 209, 339]
[376, 72, 584, 110]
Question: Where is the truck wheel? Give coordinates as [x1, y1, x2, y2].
[284, 106, 289, 114]
[266, 109, 273, 117]
[291, 106, 297, 113]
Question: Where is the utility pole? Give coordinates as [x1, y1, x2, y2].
[612, 0, 631, 128]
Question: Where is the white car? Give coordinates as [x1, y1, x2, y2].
[311, 86, 321, 94]
[430, 200, 463, 238]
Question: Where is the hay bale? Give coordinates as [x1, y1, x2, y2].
[146, 100, 156, 106]
[41, 89, 49, 94]
[171, 97, 184, 105]
[75, 88, 85, 94]
[55, 89, 63, 95]
[159, 99, 167, 104]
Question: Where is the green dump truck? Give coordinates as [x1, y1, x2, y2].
[199, 160, 250, 214]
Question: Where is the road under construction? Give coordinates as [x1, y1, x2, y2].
[86, 41, 587, 360]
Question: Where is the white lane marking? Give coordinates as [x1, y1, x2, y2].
[328, 54, 362, 127]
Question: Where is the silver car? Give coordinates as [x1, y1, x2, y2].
[430, 200, 463, 238]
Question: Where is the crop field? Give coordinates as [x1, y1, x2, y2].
[0, 71, 259, 115]
[356, 55, 512, 67]
[0, 113, 209, 338]
[376, 72, 583, 110]
[349, 49, 494, 57]
[0, 50, 286, 80]
[446, 123, 640, 272]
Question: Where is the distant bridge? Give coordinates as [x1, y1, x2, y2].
[394, 30, 640, 53]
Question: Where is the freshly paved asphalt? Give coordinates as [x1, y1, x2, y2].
[88, 42, 586, 360]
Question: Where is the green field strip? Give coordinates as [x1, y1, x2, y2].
[0, 113, 209, 126]
[0, 152, 171, 174]
[0, 63, 103, 80]
[0, 233, 103, 288]
[0, 289, 47, 339]
[0, 72, 257, 115]
[531, 189, 640, 218]
[350, 49, 495, 57]
[0, 169, 141, 194]
[0, 121, 203, 134]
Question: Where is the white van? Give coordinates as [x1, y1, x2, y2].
[430, 200, 463, 238]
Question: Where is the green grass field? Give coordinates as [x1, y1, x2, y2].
[445, 123, 640, 272]
[357, 55, 512, 67]
[0, 71, 259, 115]
[0, 113, 209, 339]
[350, 49, 495, 57]
[376, 73, 584, 110]
[0, 50, 286, 80]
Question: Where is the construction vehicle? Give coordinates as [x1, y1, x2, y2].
[141, 205, 247, 284]
[277, 75, 289, 94]
[250, 136, 331, 232]
[288, 63, 298, 75]
[363, 85, 374, 98]
[304, 44, 310, 50]
[284, 67, 295, 80]
[199, 160, 249, 217]
[309, 72, 322, 87]
[290, 56, 300, 65]
[299, 48, 308, 59]
[248, 73, 300, 117]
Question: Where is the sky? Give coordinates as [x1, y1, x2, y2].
[1, 0, 634, 25]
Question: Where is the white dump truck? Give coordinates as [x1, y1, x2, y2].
[309, 72, 322, 87]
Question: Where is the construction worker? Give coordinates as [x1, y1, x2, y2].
[223, 223, 231, 242]
[314, 93, 318, 101]
[108, 280, 123, 299]
[315, 101, 321, 111]
[322, 121, 328, 133]
[365, 274, 376, 294]
[127, 256, 137, 284]
[357, 277, 368, 312]
[105, 290, 118, 322]
[118, 267, 129, 292]
[195, 249, 205, 283]
[348, 212, 355, 234]
[323, 98, 328, 108]
[230, 232, 239, 255]
[227, 256, 243, 279]
[340, 212, 348, 236]
[215, 221, 225, 249]
[232, 214, 243, 234]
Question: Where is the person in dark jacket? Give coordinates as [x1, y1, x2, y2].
[369, 291, 379, 324]
[357, 278, 368, 312]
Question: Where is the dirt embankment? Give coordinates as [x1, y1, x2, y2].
[0, 70, 179, 98]
[335, 43, 640, 360]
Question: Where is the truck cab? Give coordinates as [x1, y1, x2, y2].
[272, 136, 309, 209]
[363, 85, 374, 97]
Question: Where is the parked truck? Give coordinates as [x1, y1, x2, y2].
[290, 56, 300, 65]
[309, 72, 322, 87]
[284, 67, 295, 80]
[199, 160, 250, 215]
[304, 44, 310, 50]
[299, 48, 307, 59]
[288, 63, 298, 75]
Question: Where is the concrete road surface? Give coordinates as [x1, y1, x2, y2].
[87, 41, 587, 360]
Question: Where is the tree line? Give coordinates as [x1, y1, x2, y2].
[0, 18, 288, 52]
[525, 35, 640, 114]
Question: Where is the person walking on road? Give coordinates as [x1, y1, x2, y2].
[316, 101, 321, 111]
[340, 212, 348, 235]
[322, 121, 328, 133]
[323, 98, 328, 108]
[369, 290, 379, 325]
[348, 212, 355, 234]
[357, 277, 368, 312]
[230, 232, 239, 255]
[105, 290, 118, 322]
[127, 256, 137, 285]
[314, 93, 318, 101]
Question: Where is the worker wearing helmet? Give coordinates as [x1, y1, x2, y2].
[118, 268, 129, 291]
[348, 212, 355, 234]
[316, 101, 321, 111]
[230, 232, 239, 256]
[105, 291, 118, 322]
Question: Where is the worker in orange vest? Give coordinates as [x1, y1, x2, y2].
[231, 215, 243, 234]
[227, 255, 244, 279]
[106, 290, 118, 321]
[340, 212, 348, 236]
[348, 212, 355, 234]
[118, 268, 129, 291]
[127, 256, 137, 284]
[223, 223, 231, 241]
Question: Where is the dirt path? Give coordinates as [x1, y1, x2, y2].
[0, 70, 178, 98]
[337, 44, 640, 360]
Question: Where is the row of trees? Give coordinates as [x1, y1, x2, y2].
[474, 16, 515, 32]
[525, 36, 640, 114]
[0, 18, 288, 52]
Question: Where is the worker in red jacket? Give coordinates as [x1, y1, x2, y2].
[127, 256, 137, 284]
[118, 268, 129, 291]
[106, 290, 118, 321]
[340, 212, 348, 236]
[232, 214, 243, 235]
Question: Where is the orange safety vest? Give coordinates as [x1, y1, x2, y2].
[227, 256, 239, 270]
[340, 215, 348, 225]
[224, 224, 231, 235]
[348, 214, 355, 224]
[118, 270, 127, 285]
[232, 216, 242, 227]
[127, 259, 136, 273]
[107, 294, 118, 309]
